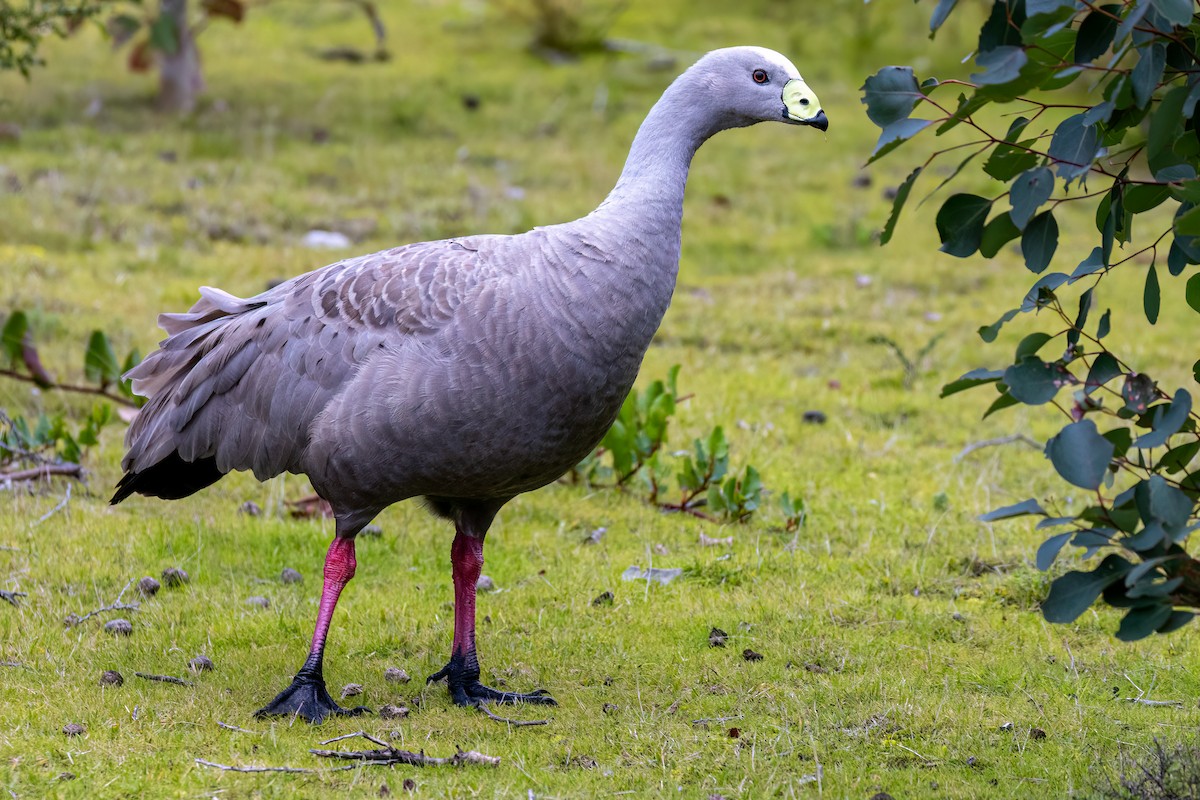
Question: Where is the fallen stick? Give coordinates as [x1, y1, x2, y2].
[478, 703, 550, 727]
[692, 714, 743, 727]
[217, 721, 258, 734]
[1124, 697, 1183, 707]
[310, 746, 500, 767]
[0, 463, 84, 483]
[135, 672, 193, 687]
[65, 579, 139, 626]
[954, 434, 1041, 463]
[195, 757, 351, 774]
[33, 483, 71, 525]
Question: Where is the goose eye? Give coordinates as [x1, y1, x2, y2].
[752, 69, 768, 84]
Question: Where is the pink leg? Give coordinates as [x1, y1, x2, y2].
[255, 535, 367, 722]
[308, 536, 357, 664]
[450, 530, 484, 662]
[427, 526, 555, 707]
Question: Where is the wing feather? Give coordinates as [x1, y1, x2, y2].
[119, 239, 494, 487]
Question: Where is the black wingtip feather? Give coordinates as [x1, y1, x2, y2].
[111, 453, 225, 504]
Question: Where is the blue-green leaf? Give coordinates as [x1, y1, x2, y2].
[881, 167, 921, 245]
[936, 193, 993, 258]
[1045, 419, 1115, 489]
[1037, 531, 1075, 571]
[861, 66, 925, 127]
[1042, 554, 1133, 623]
[1021, 210, 1058, 272]
[1005, 356, 1069, 404]
[1010, 167, 1055, 229]
[1143, 262, 1160, 324]
[1048, 114, 1100, 183]
[1134, 389, 1193, 448]
[971, 46, 1029, 86]
[980, 497, 1048, 522]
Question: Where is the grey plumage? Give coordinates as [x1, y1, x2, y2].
[114, 45, 828, 536]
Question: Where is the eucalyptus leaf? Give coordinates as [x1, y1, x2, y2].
[979, 497, 1048, 522]
[936, 193, 992, 258]
[1045, 419, 1115, 490]
[861, 66, 925, 127]
[1010, 166, 1055, 229]
[1041, 554, 1132, 623]
[1021, 211, 1058, 273]
[881, 167, 921, 245]
[1134, 388, 1192, 448]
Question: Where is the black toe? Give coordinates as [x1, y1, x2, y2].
[254, 677, 372, 724]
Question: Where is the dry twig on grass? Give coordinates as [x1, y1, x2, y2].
[478, 703, 550, 727]
[0, 462, 84, 484]
[217, 721, 258, 734]
[692, 714, 743, 727]
[65, 578, 138, 626]
[195, 757, 352, 774]
[310, 731, 500, 767]
[134, 672, 193, 686]
[953, 433, 1041, 463]
[33, 483, 71, 525]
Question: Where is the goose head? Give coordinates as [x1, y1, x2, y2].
[686, 45, 828, 132]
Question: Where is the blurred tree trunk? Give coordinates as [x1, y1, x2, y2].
[157, 0, 204, 113]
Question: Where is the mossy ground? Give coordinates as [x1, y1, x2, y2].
[2, 2, 1199, 798]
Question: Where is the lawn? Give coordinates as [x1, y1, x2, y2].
[2, 1, 1199, 798]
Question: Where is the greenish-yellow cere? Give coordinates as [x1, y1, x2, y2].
[783, 78, 822, 122]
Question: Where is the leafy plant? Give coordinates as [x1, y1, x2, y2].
[1, 309, 143, 407]
[573, 365, 803, 527]
[865, 0, 1200, 640]
[597, 364, 680, 486]
[0, 0, 104, 77]
[0, 403, 113, 473]
[869, 332, 945, 389]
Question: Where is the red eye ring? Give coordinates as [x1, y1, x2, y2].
[752, 69, 769, 84]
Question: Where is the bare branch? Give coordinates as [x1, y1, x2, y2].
[0, 463, 84, 484]
[310, 745, 500, 767]
[33, 483, 71, 525]
[954, 434, 1042, 463]
[692, 714, 743, 727]
[65, 579, 138, 626]
[0, 367, 139, 408]
[195, 757, 351, 774]
[478, 703, 551, 727]
[134, 672, 193, 686]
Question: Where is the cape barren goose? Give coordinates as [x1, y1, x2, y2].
[112, 46, 827, 723]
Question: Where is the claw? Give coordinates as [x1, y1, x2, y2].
[255, 677, 372, 724]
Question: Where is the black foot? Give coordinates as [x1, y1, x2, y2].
[427, 654, 556, 707]
[254, 675, 371, 724]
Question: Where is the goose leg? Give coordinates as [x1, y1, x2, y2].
[255, 535, 370, 723]
[427, 525, 556, 707]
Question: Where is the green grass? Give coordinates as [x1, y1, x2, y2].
[3, 2, 1200, 797]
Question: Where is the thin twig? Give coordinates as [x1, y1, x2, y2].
[1124, 698, 1183, 707]
[478, 703, 551, 727]
[310, 745, 500, 767]
[0, 367, 139, 408]
[954, 434, 1042, 463]
[195, 757, 352, 774]
[33, 483, 71, 525]
[319, 730, 379, 746]
[692, 714, 743, 727]
[0, 590, 27, 607]
[0, 661, 25, 668]
[66, 579, 138, 626]
[0, 463, 83, 484]
[134, 672, 193, 686]
[217, 721, 258, 734]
